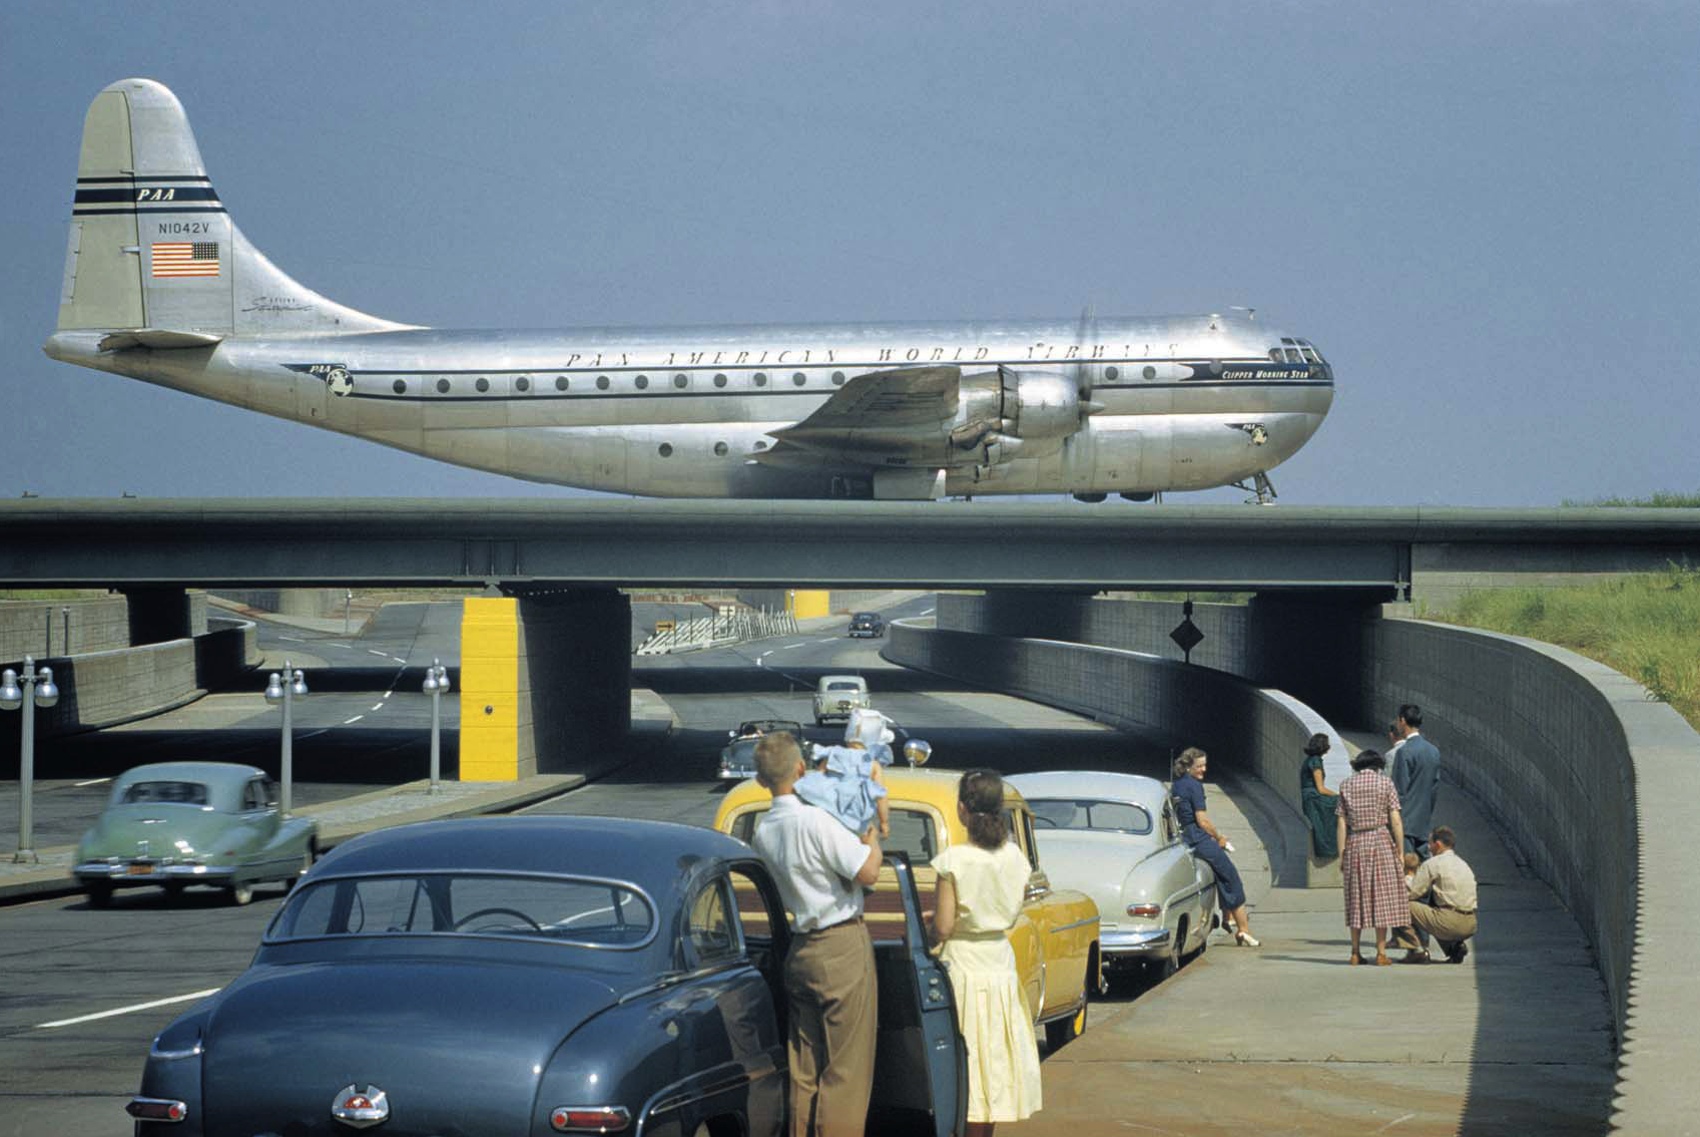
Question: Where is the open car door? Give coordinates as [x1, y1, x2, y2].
[869, 852, 966, 1137]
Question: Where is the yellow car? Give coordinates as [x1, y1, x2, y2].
[715, 767, 1102, 1049]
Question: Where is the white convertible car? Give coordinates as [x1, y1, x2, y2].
[1007, 771, 1219, 982]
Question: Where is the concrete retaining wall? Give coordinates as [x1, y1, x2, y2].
[30, 639, 203, 733]
[886, 620, 1342, 886]
[933, 590, 1700, 1128]
[0, 596, 131, 658]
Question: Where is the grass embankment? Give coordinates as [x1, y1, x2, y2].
[1432, 566, 1700, 731]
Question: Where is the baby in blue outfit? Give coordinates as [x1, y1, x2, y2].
[796, 709, 893, 838]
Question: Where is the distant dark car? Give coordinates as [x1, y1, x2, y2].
[848, 611, 886, 638]
[74, 762, 317, 908]
[128, 817, 965, 1137]
[718, 719, 806, 781]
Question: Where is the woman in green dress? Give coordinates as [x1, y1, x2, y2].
[1300, 732, 1339, 857]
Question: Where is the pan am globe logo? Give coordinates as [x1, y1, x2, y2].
[284, 363, 355, 396]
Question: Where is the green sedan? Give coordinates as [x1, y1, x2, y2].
[73, 762, 319, 908]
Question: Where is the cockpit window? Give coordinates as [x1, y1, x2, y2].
[1283, 348, 1302, 363]
[1298, 345, 1321, 364]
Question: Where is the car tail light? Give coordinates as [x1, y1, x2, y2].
[126, 1097, 188, 1123]
[551, 1105, 632, 1132]
[1126, 904, 1162, 918]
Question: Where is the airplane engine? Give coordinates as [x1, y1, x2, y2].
[951, 367, 1082, 463]
[1004, 370, 1081, 441]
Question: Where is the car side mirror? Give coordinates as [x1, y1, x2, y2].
[902, 739, 931, 767]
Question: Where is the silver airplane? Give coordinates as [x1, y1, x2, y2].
[45, 78, 1334, 502]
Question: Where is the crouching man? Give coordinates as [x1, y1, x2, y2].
[1392, 826, 1477, 964]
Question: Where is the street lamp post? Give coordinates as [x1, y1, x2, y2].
[264, 661, 308, 815]
[422, 659, 450, 794]
[2, 656, 60, 863]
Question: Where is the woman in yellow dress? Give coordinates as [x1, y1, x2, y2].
[930, 770, 1043, 1135]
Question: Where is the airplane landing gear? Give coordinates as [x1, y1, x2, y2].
[1233, 472, 1278, 505]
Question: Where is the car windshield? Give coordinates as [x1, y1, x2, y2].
[120, 781, 210, 806]
[728, 738, 760, 762]
[825, 681, 862, 692]
[734, 806, 937, 866]
[269, 872, 656, 948]
[854, 613, 877, 621]
[1028, 798, 1154, 835]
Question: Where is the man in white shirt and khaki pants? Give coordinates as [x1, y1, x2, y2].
[1393, 825, 1479, 964]
[751, 733, 883, 1137]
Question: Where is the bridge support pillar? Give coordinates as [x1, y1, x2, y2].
[121, 587, 201, 646]
[460, 590, 631, 781]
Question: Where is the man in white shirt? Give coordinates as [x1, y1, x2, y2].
[750, 732, 882, 1137]
[1392, 826, 1478, 964]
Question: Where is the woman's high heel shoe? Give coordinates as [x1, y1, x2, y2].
[1348, 952, 1362, 966]
[1374, 952, 1391, 966]
[1235, 931, 1260, 947]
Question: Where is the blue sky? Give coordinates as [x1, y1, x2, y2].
[1, 1, 1695, 505]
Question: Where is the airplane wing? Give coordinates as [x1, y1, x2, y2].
[754, 366, 962, 465]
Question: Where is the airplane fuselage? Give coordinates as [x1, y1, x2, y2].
[48, 314, 1332, 499]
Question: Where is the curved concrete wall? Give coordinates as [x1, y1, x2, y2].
[1359, 619, 1696, 1130]
[0, 619, 258, 746]
[886, 620, 1343, 886]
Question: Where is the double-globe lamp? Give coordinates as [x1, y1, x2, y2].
[2, 657, 60, 863]
[422, 659, 450, 794]
[263, 662, 308, 815]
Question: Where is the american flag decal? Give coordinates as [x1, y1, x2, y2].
[151, 242, 220, 278]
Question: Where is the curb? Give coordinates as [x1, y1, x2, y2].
[0, 775, 584, 907]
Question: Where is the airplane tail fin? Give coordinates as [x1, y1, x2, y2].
[56, 78, 408, 341]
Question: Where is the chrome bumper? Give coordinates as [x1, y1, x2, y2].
[1099, 927, 1173, 958]
[718, 769, 753, 781]
[74, 861, 235, 884]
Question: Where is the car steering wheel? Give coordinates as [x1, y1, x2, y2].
[452, 906, 543, 932]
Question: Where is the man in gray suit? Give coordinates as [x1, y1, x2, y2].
[1392, 704, 1441, 860]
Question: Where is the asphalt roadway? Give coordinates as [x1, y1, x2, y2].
[0, 598, 1615, 1136]
[0, 596, 1167, 1136]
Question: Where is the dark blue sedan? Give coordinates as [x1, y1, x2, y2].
[128, 816, 964, 1136]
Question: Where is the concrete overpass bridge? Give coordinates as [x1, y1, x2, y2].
[2, 499, 1696, 593]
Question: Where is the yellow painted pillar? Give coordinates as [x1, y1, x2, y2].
[459, 597, 522, 781]
[789, 589, 831, 619]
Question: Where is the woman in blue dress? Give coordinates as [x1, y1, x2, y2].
[1171, 747, 1258, 947]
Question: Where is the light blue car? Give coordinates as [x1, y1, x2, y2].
[74, 762, 318, 907]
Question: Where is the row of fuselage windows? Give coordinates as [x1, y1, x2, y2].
[1270, 338, 1326, 365]
[383, 363, 1159, 397]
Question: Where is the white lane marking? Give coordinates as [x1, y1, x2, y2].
[921, 607, 935, 616]
[756, 651, 771, 668]
[343, 715, 365, 725]
[384, 690, 395, 699]
[816, 637, 837, 644]
[390, 656, 407, 664]
[370, 702, 386, 712]
[367, 649, 389, 658]
[37, 988, 222, 1030]
[780, 642, 806, 650]
[74, 777, 111, 788]
[279, 636, 304, 643]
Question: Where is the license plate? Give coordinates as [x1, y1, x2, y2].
[127, 863, 155, 876]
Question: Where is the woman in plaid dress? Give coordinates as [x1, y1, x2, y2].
[1334, 749, 1407, 966]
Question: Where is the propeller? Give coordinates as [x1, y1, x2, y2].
[1074, 303, 1105, 416]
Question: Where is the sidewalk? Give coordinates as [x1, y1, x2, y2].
[1010, 737, 1616, 1137]
[0, 688, 677, 905]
